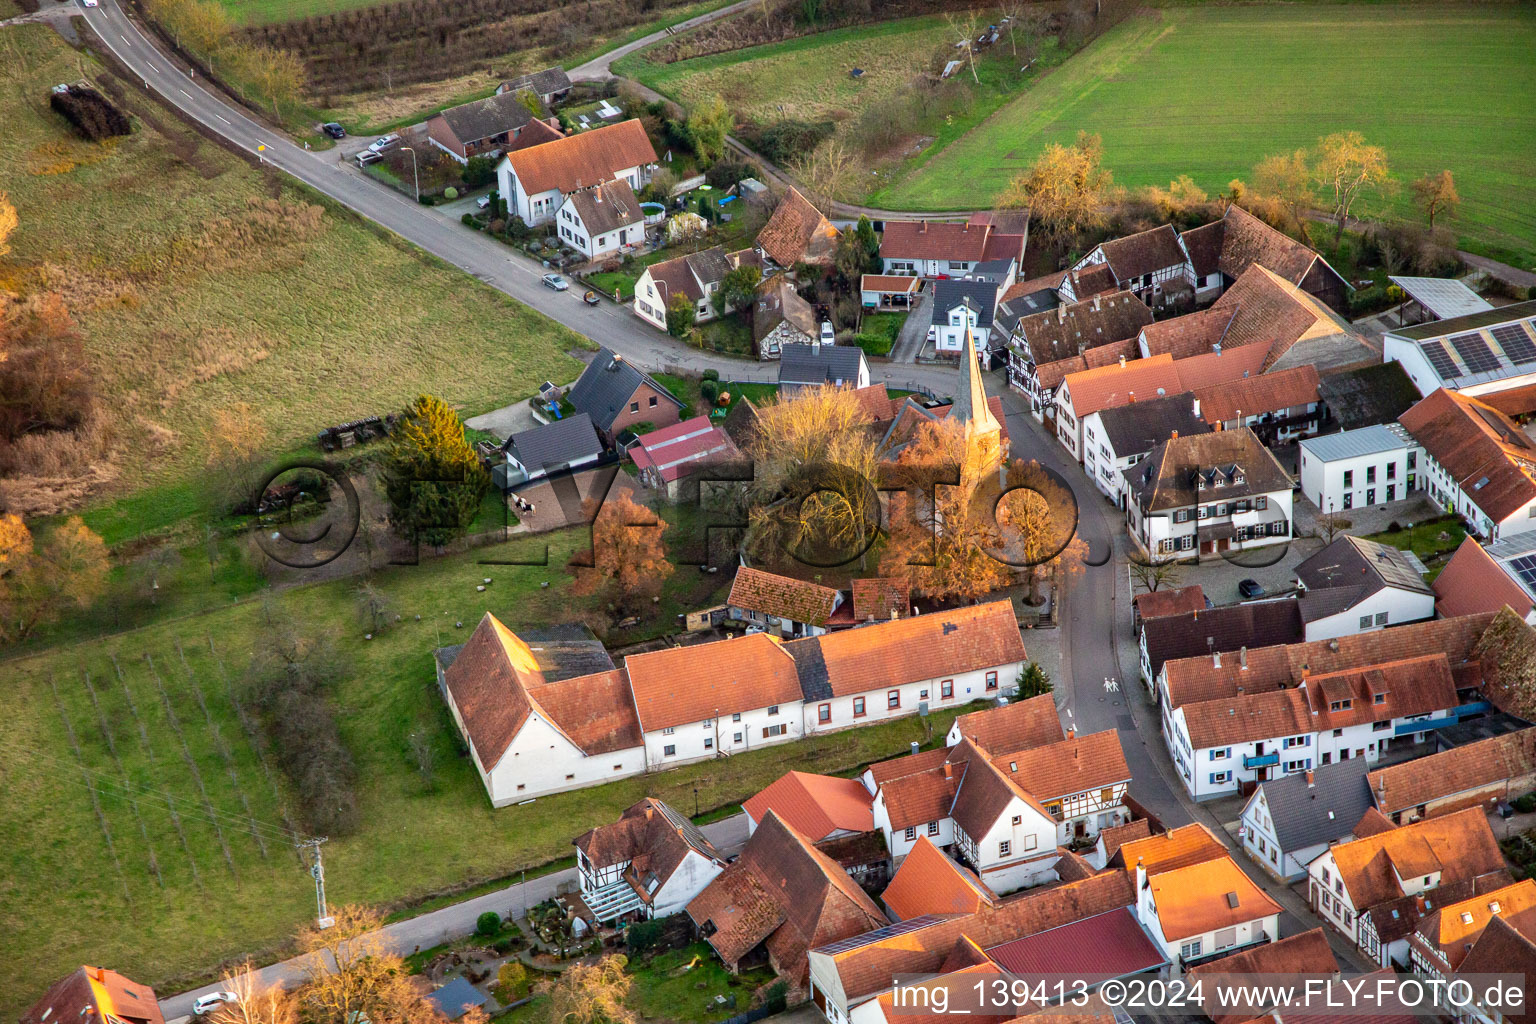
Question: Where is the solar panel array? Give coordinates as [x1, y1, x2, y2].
[1450, 332, 1502, 374]
[1506, 553, 1536, 593]
[1493, 323, 1536, 364]
[814, 914, 945, 954]
[1421, 340, 1460, 379]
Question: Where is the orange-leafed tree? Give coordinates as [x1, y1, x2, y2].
[574, 491, 673, 606]
[997, 131, 1112, 253]
[0, 515, 109, 642]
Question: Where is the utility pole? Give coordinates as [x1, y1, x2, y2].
[298, 837, 334, 928]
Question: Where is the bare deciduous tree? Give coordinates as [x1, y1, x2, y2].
[547, 955, 637, 1024]
[1251, 149, 1316, 244]
[1312, 130, 1391, 244]
[1411, 170, 1460, 229]
[946, 9, 981, 83]
[790, 137, 859, 216]
[209, 961, 298, 1024]
[1127, 553, 1181, 594]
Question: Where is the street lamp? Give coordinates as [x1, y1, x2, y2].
[399, 145, 420, 203]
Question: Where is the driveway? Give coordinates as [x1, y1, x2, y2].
[887, 291, 930, 364]
[567, 0, 759, 81]
[465, 400, 539, 440]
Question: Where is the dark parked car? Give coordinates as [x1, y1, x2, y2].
[1238, 579, 1265, 599]
[321, 122, 346, 139]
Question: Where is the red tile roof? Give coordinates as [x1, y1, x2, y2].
[990, 730, 1130, 802]
[881, 220, 1019, 263]
[1367, 728, 1536, 817]
[1215, 205, 1331, 287]
[810, 600, 1025, 697]
[1194, 364, 1320, 424]
[728, 566, 842, 626]
[742, 771, 875, 841]
[1033, 337, 1143, 394]
[1413, 878, 1536, 971]
[861, 274, 920, 293]
[1060, 353, 1181, 417]
[1094, 224, 1187, 282]
[623, 632, 801, 732]
[757, 187, 838, 267]
[1209, 265, 1362, 371]
[1327, 807, 1505, 912]
[850, 578, 911, 623]
[529, 668, 645, 755]
[948, 694, 1064, 754]
[873, 964, 1018, 1024]
[1138, 306, 1236, 360]
[986, 906, 1167, 978]
[503, 118, 656, 196]
[882, 835, 995, 920]
[629, 416, 741, 483]
[1400, 388, 1536, 522]
[1113, 822, 1227, 877]
[1433, 536, 1536, 620]
[950, 740, 1053, 837]
[1064, 263, 1118, 300]
[1147, 854, 1282, 940]
[22, 967, 164, 1024]
[1187, 928, 1337, 1024]
[1096, 818, 1153, 862]
[1133, 584, 1207, 620]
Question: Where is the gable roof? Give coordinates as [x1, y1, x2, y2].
[1093, 224, 1187, 281]
[505, 411, 603, 470]
[432, 90, 538, 146]
[1094, 391, 1210, 457]
[1034, 337, 1143, 394]
[500, 66, 571, 97]
[868, 749, 961, 831]
[628, 416, 741, 484]
[1193, 363, 1320, 424]
[1012, 290, 1153, 366]
[950, 740, 1052, 837]
[1400, 387, 1536, 522]
[502, 118, 656, 196]
[1113, 822, 1228, 877]
[1214, 205, 1338, 287]
[574, 798, 722, 877]
[1096, 818, 1153, 863]
[1414, 878, 1536, 972]
[728, 566, 841, 626]
[687, 812, 887, 981]
[990, 729, 1130, 802]
[881, 835, 995, 920]
[948, 694, 1064, 754]
[1181, 687, 1314, 750]
[1138, 306, 1238, 360]
[1060, 353, 1181, 417]
[850, 577, 911, 623]
[788, 600, 1024, 699]
[1161, 612, 1496, 711]
[742, 771, 875, 841]
[932, 279, 1001, 328]
[1455, 913, 1536, 1010]
[1433, 535, 1536, 620]
[1368, 728, 1536, 816]
[1146, 854, 1282, 940]
[442, 614, 634, 767]
[757, 187, 837, 267]
[1209, 264, 1363, 371]
[1253, 758, 1373, 853]
[624, 632, 802, 732]
[985, 906, 1169, 982]
[1127, 427, 1293, 513]
[568, 348, 683, 432]
[1186, 928, 1337, 1024]
[813, 869, 1136, 1002]
[1296, 535, 1432, 603]
[1317, 361, 1422, 430]
[755, 275, 818, 344]
[779, 343, 866, 387]
[1132, 583, 1206, 620]
[880, 219, 1021, 264]
[1325, 807, 1506, 911]
[565, 178, 641, 237]
[22, 967, 164, 1024]
[1063, 262, 1119, 300]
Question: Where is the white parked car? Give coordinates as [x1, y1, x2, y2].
[82, 0, 99, 7]
[193, 992, 239, 1016]
[476, 195, 491, 210]
[367, 133, 400, 154]
[820, 321, 835, 343]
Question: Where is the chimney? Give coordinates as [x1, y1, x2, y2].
[910, 741, 920, 756]
[1213, 343, 1222, 356]
[1093, 295, 1102, 311]
[1214, 650, 1222, 668]
[1067, 726, 1075, 739]
[1193, 397, 1201, 419]
[1171, 430, 1179, 440]
[919, 220, 928, 234]
[1119, 354, 1127, 367]
[1058, 306, 1068, 323]
[1240, 646, 1248, 669]
[1305, 770, 1315, 788]
[644, 804, 654, 820]
[944, 762, 954, 780]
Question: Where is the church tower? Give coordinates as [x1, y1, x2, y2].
[954, 326, 1004, 484]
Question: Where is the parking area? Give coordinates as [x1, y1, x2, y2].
[1155, 536, 1324, 607]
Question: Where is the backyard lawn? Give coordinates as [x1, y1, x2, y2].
[876, 4, 1536, 264]
[0, 26, 582, 529]
[1365, 514, 1466, 580]
[855, 312, 906, 358]
[0, 518, 977, 1014]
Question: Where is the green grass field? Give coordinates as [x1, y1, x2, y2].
[1, 25, 581, 520]
[875, 4, 1536, 263]
[0, 516, 975, 1013]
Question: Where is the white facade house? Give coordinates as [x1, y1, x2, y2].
[1070, 225, 1193, 309]
[1135, 855, 1281, 973]
[1082, 392, 1209, 507]
[950, 765, 1062, 895]
[1381, 300, 1536, 402]
[632, 246, 751, 332]
[1238, 760, 1373, 882]
[496, 118, 656, 227]
[553, 179, 644, 260]
[1401, 387, 1536, 542]
[1124, 428, 1294, 563]
[1297, 424, 1423, 516]
[1291, 535, 1436, 642]
[574, 798, 727, 922]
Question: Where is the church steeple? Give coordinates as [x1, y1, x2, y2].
[955, 326, 1003, 479]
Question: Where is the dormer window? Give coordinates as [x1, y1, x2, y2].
[1373, 693, 1386, 705]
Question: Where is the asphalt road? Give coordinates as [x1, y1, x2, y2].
[76, 0, 964, 398]
[567, 0, 760, 81]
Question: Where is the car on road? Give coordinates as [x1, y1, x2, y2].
[193, 992, 239, 1016]
[81, 0, 98, 7]
[367, 133, 400, 154]
[542, 273, 569, 291]
[321, 122, 346, 139]
[1237, 579, 1265, 599]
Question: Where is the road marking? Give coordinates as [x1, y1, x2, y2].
[121, 33, 129, 43]
[146, 62, 158, 73]
[214, 113, 230, 124]
[179, 89, 192, 98]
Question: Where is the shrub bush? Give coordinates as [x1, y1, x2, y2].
[476, 911, 502, 936]
[746, 118, 833, 166]
[461, 213, 476, 227]
[1514, 794, 1536, 815]
[464, 156, 496, 188]
[700, 379, 720, 404]
[702, 368, 720, 382]
[444, 186, 459, 200]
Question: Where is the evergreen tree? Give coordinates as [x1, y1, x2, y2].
[381, 394, 488, 547]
